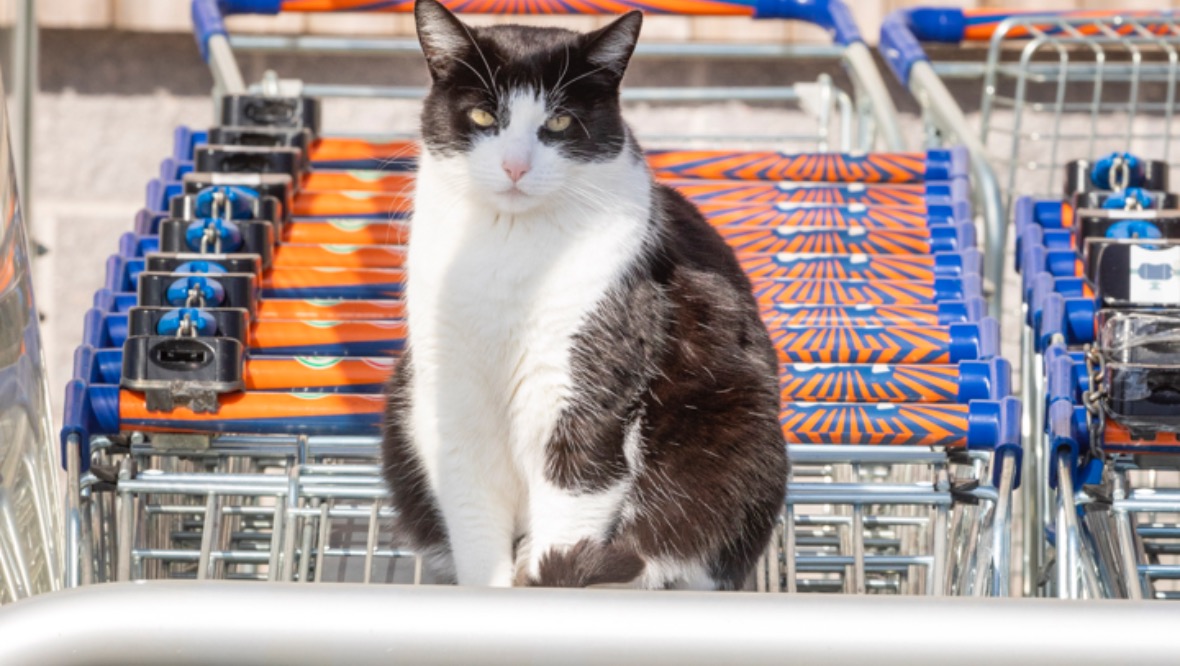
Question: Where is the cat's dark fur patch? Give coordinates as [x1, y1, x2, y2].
[542, 184, 786, 589]
[531, 539, 647, 588]
[381, 352, 450, 558]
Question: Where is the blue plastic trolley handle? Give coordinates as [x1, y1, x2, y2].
[204, 0, 865, 44]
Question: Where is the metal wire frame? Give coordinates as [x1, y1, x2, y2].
[1055, 460, 1180, 600]
[64, 432, 1014, 597]
[906, 14, 1180, 321]
[979, 16, 1180, 212]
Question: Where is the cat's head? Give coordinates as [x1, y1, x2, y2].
[415, 0, 643, 214]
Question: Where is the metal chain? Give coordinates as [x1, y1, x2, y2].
[176, 312, 197, 338]
[198, 225, 221, 254]
[1082, 345, 1108, 460]
[184, 283, 206, 308]
[1110, 156, 1130, 192]
[210, 189, 232, 222]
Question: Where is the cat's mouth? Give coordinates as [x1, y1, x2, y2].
[491, 184, 542, 213]
[497, 183, 534, 200]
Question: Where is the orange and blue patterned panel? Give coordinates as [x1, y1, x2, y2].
[281, 139, 945, 182]
[255, 298, 404, 321]
[181, 132, 954, 182]
[781, 364, 963, 403]
[282, 207, 945, 245]
[285, 218, 410, 245]
[87, 391, 1005, 446]
[717, 225, 971, 255]
[648, 151, 929, 183]
[751, 277, 976, 306]
[242, 356, 394, 392]
[270, 244, 406, 269]
[301, 170, 415, 194]
[699, 203, 936, 229]
[959, 9, 1177, 41]
[779, 359, 1004, 403]
[293, 191, 411, 218]
[1103, 421, 1180, 455]
[98, 390, 997, 446]
[274, 0, 756, 16]
[248, 319, 406, 356]
[671, 181, 932, 207]
[737, 252, 974, 281]
[767, 321, 991, 364]
[763, 302, 980, 327]
[294, 173, 937, 209]
[261, 267, 404, 299]
[779, 402, 972, 447]
[110, 387, 384, 437]
[308, 138, 419, 171]
[278, 207, 945, 246]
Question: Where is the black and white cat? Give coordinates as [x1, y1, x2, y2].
[382, 0, 787, 589]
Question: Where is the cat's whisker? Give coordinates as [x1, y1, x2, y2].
[457, 22, 500, 103]
[550, 65, 610, 100]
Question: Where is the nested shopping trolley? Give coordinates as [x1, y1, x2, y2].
[1013, 162, 1180, 599]
[40, 0, 1022, 607]
[882, 7, 1180, 598]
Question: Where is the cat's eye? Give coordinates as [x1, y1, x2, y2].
[468, 108, 496, 128]
[545, 115, 572, 132]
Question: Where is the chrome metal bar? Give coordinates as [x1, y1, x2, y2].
[1111, 475, 1145, 600]
[64, 437, 82, 589]
[1019, 315, 1038, 597]
[4, 582, 1180, 665]
[992, 453, 1016, 597]
[908, 61, 1006, 318]
[208, 34, 246, 97]
[843, 42, 905, 151]
[1056, 457, 1103, 599]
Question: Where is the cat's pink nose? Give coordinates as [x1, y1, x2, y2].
[502, 160, 530, 183]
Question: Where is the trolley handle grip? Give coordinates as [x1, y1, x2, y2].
[210, 0, 864, 44]
[878, 10, 928, 87]
[890, 7, 1180, 45]
[880, 6, 1180, 85]
[757, 0, 862, 45]
[192, 0, 229, 62]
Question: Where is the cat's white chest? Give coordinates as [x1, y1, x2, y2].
[405, 172, 648, 468]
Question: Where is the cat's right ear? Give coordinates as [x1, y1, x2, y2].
[415, 0, 471, 80]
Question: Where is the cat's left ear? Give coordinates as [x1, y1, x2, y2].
[415, 0, 473, 80]
[583, 11, 643, 82]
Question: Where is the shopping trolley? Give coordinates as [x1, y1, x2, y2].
[0, 104, 62, 606]
[38, 0, 1023, 607]
[881, 7, 1180, 597]
[1011, 150, 1180, 599]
